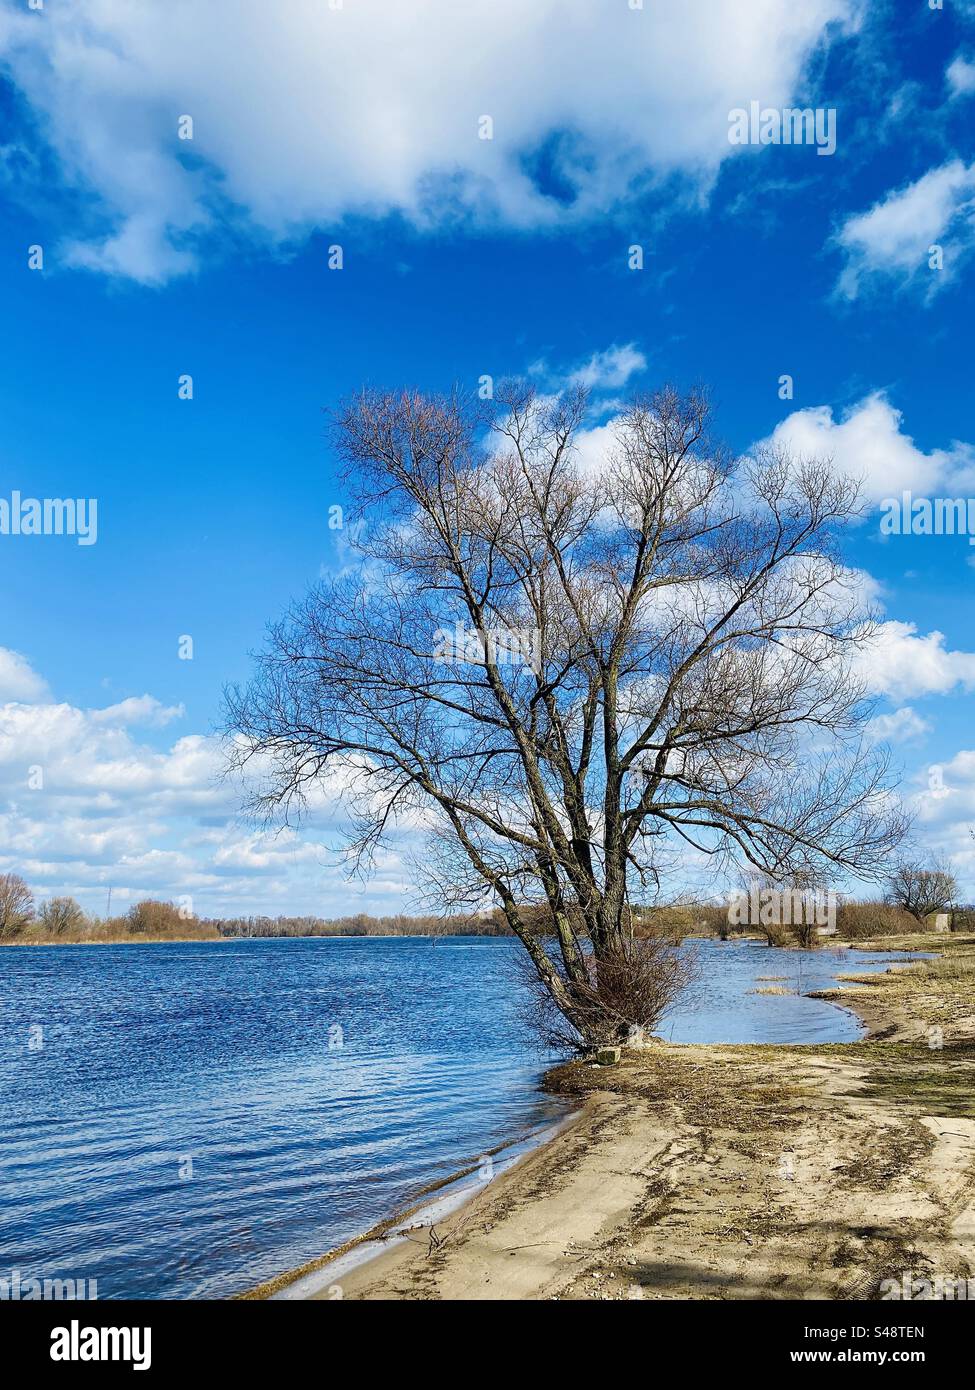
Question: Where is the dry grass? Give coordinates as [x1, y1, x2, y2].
[815, 934, 975, 1036]
[854, 932, 975, 954]
[835, 900, 920, 939]
[899, 954, 975, 984]
[855, 1044, 975, 1120]
[544, 1046, 807, 1145]
[10, 920, 220, 945]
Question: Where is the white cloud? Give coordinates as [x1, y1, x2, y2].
[947, 54, 975, 99]
[0, 0, 853, 283]
[0, 647, 49, 702]
[834, 159, 975, 298]
[571, 419, 627, 479]
[568, 344, 647, 391]
[764, 392, 975, 503]
[858, 621, 975, 701]
[864, 705, 931, 745]
[895, 751, 975, 892]
[88, 695, 186, 728]
[0, 660, 409, 916]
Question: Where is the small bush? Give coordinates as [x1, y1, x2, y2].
[127, 899, 191, 935]
[519, 934, 698, 1052]
[635, 904, 702, 940]
[836, 899, 918, 939]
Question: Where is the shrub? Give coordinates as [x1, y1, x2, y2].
[791, 919, 820, 950]
[519, 934, 698, 1051]
[127, 900, 192, 935]
[835, 899, 918, 939]
[949, 908, 975, 934]
[38, 897, 87, 936]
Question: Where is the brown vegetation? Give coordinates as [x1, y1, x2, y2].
[0, 881, 219, 944]
[0, 872, 35, 939]
[837, 899, 936, 939]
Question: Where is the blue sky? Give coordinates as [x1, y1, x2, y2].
[1, 0, 975, 916]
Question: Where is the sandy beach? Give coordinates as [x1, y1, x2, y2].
[250, 936, 975, 1302]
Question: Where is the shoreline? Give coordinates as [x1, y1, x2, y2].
[0, 936, 224, 947]
[252, 1113, 581, 1300]
[255, 934, 975, 1302]
[0, 929, 802, 948]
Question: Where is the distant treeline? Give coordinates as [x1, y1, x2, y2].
[208, 904, 712, 939]
[211, 909, 520, 938]
[5, 869, 970, 949]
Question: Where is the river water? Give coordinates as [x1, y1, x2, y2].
[0, 935, 917, 1298]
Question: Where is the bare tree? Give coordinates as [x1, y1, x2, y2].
[885, 860, 957, 925]
[38, 896, 87, 936]
[225, 384, 907, 1046]
[0, 872, 35, 940]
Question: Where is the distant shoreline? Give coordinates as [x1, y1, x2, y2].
[0, 933, 498, 947]
[0, 929, 794, 948]
[0, 935, 225, 947]
[0, 931, 561, 947]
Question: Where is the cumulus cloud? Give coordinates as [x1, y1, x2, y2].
[857, 621, 975, 701]
[864, 706, 931, 745]
[0, 653, 409, 915]
[570, 419, 627, 479]
[0, 646, 49, 702]
[763, 392, 975, 503]
[894, 749, 975, 890]
[0, 0, 853, 283]
[834, 159, 975, 298]
[567, 344, 648, 391]
[88, 695, 186, 727]
[526, 342, 648, 407]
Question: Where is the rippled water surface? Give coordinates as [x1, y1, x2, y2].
[0, 936, 917, 1298]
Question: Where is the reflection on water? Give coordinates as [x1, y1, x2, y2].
[0, 935, 917, 1298]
